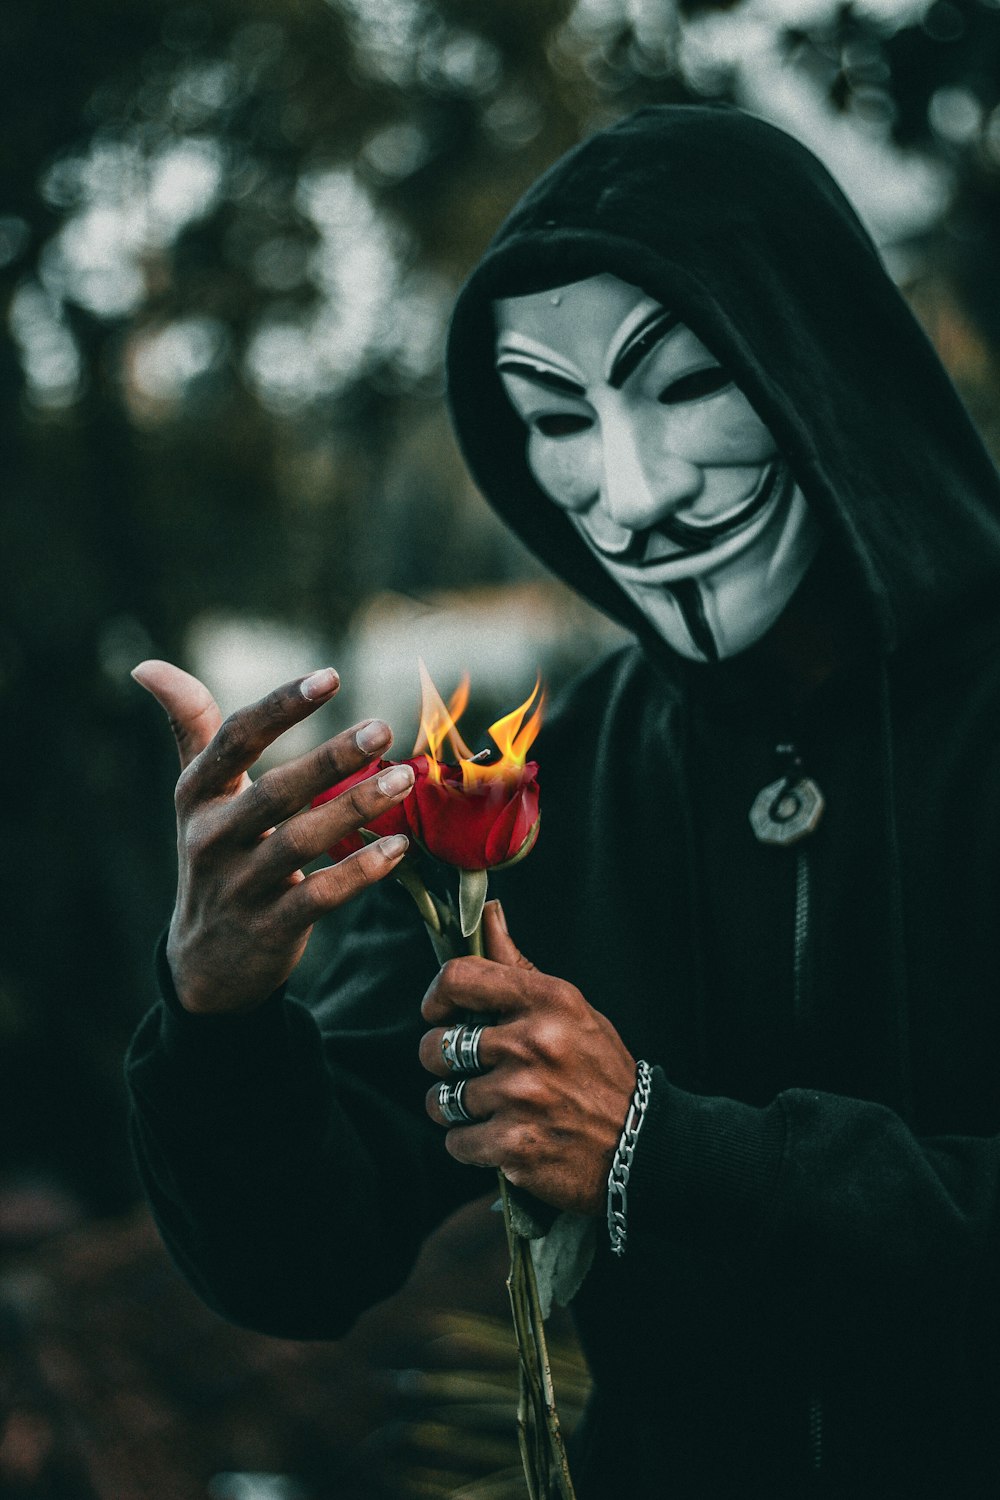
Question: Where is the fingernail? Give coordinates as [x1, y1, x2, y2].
[301, 668, 340, 701]
[493, 899, 509, 935]
[380, 834, 409, 860]
[377, 763, 414, 796]
[356, 719, 392, 753]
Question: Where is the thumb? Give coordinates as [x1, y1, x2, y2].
[131, 658, 223, 770]
[483, 900, 535, 970]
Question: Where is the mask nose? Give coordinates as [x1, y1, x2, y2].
[599, 407, 702, 534]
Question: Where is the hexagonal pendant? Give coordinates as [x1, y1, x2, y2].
[749, 776, 825, 846]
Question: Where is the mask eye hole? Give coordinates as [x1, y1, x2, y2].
[658, 366, 732, 406]
[534, 413, 593, 437]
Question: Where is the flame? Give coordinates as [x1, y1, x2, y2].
[414, 660, 474, 782]
[413, 659, 545, 789]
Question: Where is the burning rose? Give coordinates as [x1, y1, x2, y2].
[316, 663, 543, 872]
[404, 753, 539, 870]
[313, 663, 568, 1498]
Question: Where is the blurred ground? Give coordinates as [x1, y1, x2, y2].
[0, 1194, 589, 1500]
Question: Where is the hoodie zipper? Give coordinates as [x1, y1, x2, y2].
[751, 741, 827, 1478]
[794, 850, 826, 1479]
[808, 1390, 824, 1474]
[793, 849, 810, 1028]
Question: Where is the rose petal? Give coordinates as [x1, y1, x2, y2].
[313, 759, 409, 859]
[405, 758, 540, 870]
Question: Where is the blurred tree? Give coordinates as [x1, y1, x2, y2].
[0, 0, 694, 1215]
[770, 0, 1000, 354]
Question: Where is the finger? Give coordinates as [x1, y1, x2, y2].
[227, 718, 394, 840]
[251, 760, 414, 880]
[421, 955, 542, 1026]
[186, 667, 341, 798]
[424, 1074, 494, 1128]
[277, 833, 410, 926]
[418, 1023, 500, 1078]
[482, 901, 536, 971]
[443, 1121, 505, 1170]
[131, 659, 224, 771]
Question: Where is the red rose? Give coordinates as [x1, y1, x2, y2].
[406, 756, 540, 871]
[315, 755, 540, 871]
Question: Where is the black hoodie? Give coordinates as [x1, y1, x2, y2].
[127, 107, 1000, 1497]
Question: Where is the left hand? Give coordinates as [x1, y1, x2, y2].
[419, 901, 637, 1216]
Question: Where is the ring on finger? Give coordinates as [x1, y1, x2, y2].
[438, 1079, 475, 1126]
[458, 1023, 486, 1073]
[441, 1023, 486, 1075]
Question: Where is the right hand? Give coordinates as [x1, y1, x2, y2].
[132, 660, 415, 1016]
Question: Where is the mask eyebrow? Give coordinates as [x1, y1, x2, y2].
[608, 308, 681, 389]
[496, 355, 586, 398]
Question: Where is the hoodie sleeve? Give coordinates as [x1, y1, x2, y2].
[626, 1069, 1000, 1356]
[125, 883, 485, 1340]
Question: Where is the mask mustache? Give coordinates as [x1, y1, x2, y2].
[588, 461, 786, 564]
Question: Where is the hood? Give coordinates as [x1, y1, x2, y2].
[445, 104, 1000, 654]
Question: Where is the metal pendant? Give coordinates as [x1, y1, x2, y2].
[749, 776, 825, 847]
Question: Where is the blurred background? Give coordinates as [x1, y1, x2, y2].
[3, 0, 1000, 1493]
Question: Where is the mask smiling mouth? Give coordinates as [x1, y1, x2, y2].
[587, 461, 787, 566]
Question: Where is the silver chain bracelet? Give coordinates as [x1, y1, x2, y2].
[607, 1059, 653, 1258]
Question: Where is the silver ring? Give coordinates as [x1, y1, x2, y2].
[441, 1025, 463, 1073]
[438, 1079, 474, 1125]
[441, 1023, 486, 1075]
[457, 1023, 485, 1074]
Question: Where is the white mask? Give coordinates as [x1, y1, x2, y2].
[494, 274, 821, 662]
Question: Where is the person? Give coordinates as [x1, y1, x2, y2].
[126, 105, 1000, 1496]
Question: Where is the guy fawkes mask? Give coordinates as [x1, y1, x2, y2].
[495, 273, 821, 662]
